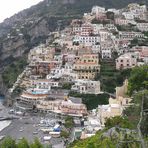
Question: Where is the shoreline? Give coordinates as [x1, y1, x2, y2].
[0, 120, 11, 133]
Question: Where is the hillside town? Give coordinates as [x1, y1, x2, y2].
[0, 3, 148, 147]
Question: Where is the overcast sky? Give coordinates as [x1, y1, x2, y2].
[0, 0, 43, 23]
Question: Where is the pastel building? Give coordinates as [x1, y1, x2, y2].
[116, 53, 137, 70]
[136, 23, 148, 32]
[30, 61, 59, 75]
[73, 54, 100, 80]
[119, 31, 144, 40]
[36, 99, 87, 117]
[71, 79, 101, 94]
[115, 18, 129, 26]
[31, 79, 59, 88]
[73, 35, 100, 46]
[91, 6, 106, 15]
[28, 44, 54, 64]
[92, 24, 104, 34]
[128, 3, 147, 20]
[16, 91, 48, 111]
[98, 79, 131, 126]
[132, 46, 148, 64]
[101, 49, 112, 59]
[99, 29, 111, 42]
[61, 100, 87, 116]
[98, 103, 122, 126]
[36, 100, 61, 112]
[81, 23, 94, 36]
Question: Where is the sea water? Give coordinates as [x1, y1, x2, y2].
[0, 95, 5, 103]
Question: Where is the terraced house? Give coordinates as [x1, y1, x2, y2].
[73, 54, 100, 80]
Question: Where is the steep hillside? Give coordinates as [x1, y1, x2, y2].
[0, 0, 146, 36]
[0, 0, 145, 63]
[0, 0, 146, 93]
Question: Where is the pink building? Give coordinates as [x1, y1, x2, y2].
[132, 46, 148, 63]
[116, 53, 137, 70]
[61, 100, 87, 116]
[81, 23, 93, 36]
[115, 18, 129, 26]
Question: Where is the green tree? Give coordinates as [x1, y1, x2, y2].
[105, 116, 133, 129]
[17, 138, 30, 148]
[30, 138, 43, 148]
[128, 66, 148, 95]
[0, 137, 17, 148]
[60, 130, 70, 138]
[62, 83, 73, 90]
[106, 11, 114, 20]
[131, 38, 139, 45]
[65, 116, 74, 128]
[91, 18, 101, 24]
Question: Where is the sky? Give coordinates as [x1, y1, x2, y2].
[0, 0, 43, 23]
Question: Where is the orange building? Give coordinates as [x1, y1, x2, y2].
[73, 54, 100, 79]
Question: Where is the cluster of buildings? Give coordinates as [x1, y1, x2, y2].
[10, 3, 148, 128]
[72, 3, 148, 70]
[98, 79, 131, 126]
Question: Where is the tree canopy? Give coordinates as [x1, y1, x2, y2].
[128, 65, 148, 96]
[0, 137, 44, 148]
[105, 116, 133, 129]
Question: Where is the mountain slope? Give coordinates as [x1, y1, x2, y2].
[0, 0, 147, 93]
[0, 0, 146, 37]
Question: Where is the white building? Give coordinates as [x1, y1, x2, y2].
[115, 18, 129, 26]
[119, 31, 144, 40]
[101, 49, 112, 59]
[98, 103, 122, 126]
[122, 12, 134, 20]
[128, 4, 147, 20]
[92, 24, 104, 34]
[107, 8, 120, 15]
[73, 35, 100, 46]
[105, 24, 118, 31]
[71, 79, 101, 94]
[99, 30, 111, 41]
[137, 23, 148, 32]
[91, 6, 106, 16]
[31, 79, 59, 88]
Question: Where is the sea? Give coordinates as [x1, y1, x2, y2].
[0, 95, 5, 103]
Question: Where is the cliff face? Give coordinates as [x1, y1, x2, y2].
[0, 16, 58, 68]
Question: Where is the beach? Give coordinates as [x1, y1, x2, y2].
[0, 120, 11, 132]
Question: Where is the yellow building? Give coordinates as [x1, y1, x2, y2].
[73, 54, 100, 80]
[98, 79, 132, 126]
